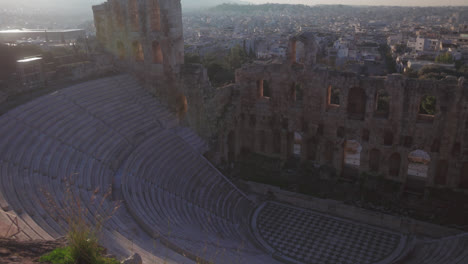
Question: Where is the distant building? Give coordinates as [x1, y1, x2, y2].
[460, 24, 468, 34]
[17, 57, 45, 90]
[387, 34, 403, 46]
[415, 37, 440, 52]
[457, 34, 468, 47]
[0, 29, 85, 44]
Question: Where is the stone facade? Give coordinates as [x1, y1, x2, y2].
[93, 0, 185, 110]
[222, 34, 468, 193]
[93, 0, 220, 142]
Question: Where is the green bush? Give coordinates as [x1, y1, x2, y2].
[40, 247, 73, 264]
[435, 52, 453, 64]
[39, 246, 120, 264]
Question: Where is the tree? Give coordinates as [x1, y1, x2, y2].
[379, 44, 396, 74]
[419, 95, 436, 115]
[228, 44, 249, 70]
[435, 52, 453, 64]
[418, 65, 458, 80]
[394, 44, 408, 53]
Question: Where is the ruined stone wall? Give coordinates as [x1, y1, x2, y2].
[224, 52, 468, 192]
[93, 0, 219, 140]
[93, 0, 184, 106]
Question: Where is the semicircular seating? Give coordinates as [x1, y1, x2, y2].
[0, 75, 223, 263]
[394, 234, 468, 264]
[118, 129, 276, 263]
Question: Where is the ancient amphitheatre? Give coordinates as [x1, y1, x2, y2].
[1, 0, 468, 263]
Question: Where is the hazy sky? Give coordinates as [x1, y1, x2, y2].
[1, 0, 467, 17]
[248, 0, 468, 5]
[3, 0, 468, 9]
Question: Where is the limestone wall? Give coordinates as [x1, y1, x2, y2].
[92, 0, 223, 141]
[225, 60, 468, 191]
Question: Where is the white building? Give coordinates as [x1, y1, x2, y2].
[415, 37, 440, 52]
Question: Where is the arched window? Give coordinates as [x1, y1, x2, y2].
[347, 87, 366, 120]
[132, 41, 144, 62]
[295, 41, 306, 63]
[369, 149, 380, 172]
[389, 153, 401, 177]
[327, 85, 340, 106]
[116, 41, 125, 60]
[407, 150, 431, 178]
[152, 41, 163, 64]
[263, 80, 271, 98]
[149, 0, 161, 31]
[375, 90, 390, 118]
[343, 140, 362, 168]
[293, 132, 302, 156]
[418, 95, 436, 122]
[257, 80, 271, 99]
[129, 0, 139, 31]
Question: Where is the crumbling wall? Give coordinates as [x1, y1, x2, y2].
[93, 0, 184, 107]
[226, 54, 468, 192]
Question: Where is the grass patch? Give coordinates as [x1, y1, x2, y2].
[40, 246, 120, 264]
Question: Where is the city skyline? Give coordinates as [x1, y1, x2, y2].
[3, 0, 468, 11]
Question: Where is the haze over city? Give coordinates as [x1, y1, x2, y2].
[2, 0, 468, 14]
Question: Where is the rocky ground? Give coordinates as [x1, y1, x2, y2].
[0, 237, 66, 264]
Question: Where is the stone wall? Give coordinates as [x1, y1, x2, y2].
[93, 0, 224, 142]
[93, 0, 185, 111]
[222, 34, 468, 193]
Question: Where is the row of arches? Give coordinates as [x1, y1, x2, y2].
[233, 129, 467, 188]
[326, 86, 437, 120]
[342, 141, 468, 188]
[115, 40, 163, 64]
[343, 142, 429, 179]
[253, 83, 438, 121]
[114, 0, 161, 32]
